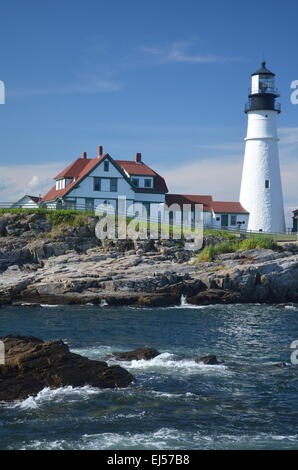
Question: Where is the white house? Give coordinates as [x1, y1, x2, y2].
[12, 195, 42, 209]
[42, 145, 249, 231]
[42, 146, 167, 220]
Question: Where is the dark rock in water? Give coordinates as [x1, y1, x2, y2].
[0, 335, 133, 401]
[271, 362, 288, 368]
[195, 354, 223, 365]
[188, 289, 242, 305]
[112, 348, 160, 361]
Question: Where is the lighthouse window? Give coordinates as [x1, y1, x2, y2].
[265, 180, 270, 189]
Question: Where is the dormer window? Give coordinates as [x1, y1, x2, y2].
[132, 178, 139, 187]
[144, 178, 152, 188]
[104, 161, 109, 172]
[56, 179, 66, 190]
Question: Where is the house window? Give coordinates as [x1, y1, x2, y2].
[85, 198, 94, 211]
[65, 200, 76, 210]
[265, 180, 270, 189]
[132, 178, 139, 187]
[94, 177, 101, 191]
[110, 178, 118, 192]
[144, 178, 152, 188]
[230, 215, 237, 226]
[104, 161, 109, 172]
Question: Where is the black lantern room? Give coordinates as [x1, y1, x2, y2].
[245, 62, 281, 113]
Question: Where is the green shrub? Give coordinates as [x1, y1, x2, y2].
[197, 237, 277, 262]
[239, 237, 276, 251]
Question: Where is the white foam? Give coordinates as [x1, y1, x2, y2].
[70, 344, 114, 359]
[114, 352, 229, 376]
[6, 386, 102, 410]
[20, 429, 298, 450]
[40, 304, 60, 308]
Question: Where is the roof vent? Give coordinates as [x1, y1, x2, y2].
[136, 152, 142, 163]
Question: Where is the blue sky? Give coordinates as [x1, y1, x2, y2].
[0, 0, 298, 225]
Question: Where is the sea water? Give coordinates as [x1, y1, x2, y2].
[0, 303, 298, 450]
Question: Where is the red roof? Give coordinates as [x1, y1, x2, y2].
[116, 160, 168, 193]
[166, 194, 213, 212]
[211, 201, 249, 214]
[43, 157, 103, 201]
[115, 160, 156, 176]
[43, 154, 168, 201]
[165, 195, 249, 214]
[54, 158, 96, 179]
[27, 195, 42, 203]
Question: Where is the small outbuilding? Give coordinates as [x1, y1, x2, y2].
[12, 195, 42, 209]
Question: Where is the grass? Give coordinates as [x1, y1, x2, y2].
[45, 210, 94, 227]
[203, 228, 239, 240]
[197, 237, 278, 262]
[204, 227, 297, 242]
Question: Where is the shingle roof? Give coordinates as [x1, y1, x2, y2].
[115, 160, 156, 176]
[166, 194, 213, 212]
[165, 195, 249, 214]
[211, 201, 249, 214]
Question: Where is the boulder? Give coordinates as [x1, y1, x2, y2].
[195, 354, 223, 365]
[0, 217, 6, 236]
[0, 335, 133, 401]
[188, 288, 242, 305]
[112, 347, 160, 361]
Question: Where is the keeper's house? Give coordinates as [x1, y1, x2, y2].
[42, 145, 249, 230]
[42, 146, 168, 221]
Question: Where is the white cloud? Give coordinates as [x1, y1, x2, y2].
[279, 127, 298, 145]
[0, 163, 65, 202]
[9, 79, 122, 97]
[139, 41, 242, 65]
[28, 175, 40, 189]
[158, 155, 242, 200]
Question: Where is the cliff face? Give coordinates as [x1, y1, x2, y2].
[1, 211, 298, 306]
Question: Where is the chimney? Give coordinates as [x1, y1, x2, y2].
[98, 145, 103, 158]
[135, 152, 142, 163]
[82, 152, 87, 159]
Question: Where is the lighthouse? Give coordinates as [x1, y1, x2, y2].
[239, 62, 286, 233]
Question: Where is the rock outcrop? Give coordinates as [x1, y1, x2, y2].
[111, 348, 160, 361]
[195, 354, 224, 365]
[0, 335, 133, 401]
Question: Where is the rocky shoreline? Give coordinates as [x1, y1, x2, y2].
[1, 211, 298, 307]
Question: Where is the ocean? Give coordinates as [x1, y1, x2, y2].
[0, 302, 298, 450]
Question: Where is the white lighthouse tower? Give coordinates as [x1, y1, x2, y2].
[239, 62, 285, 233]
